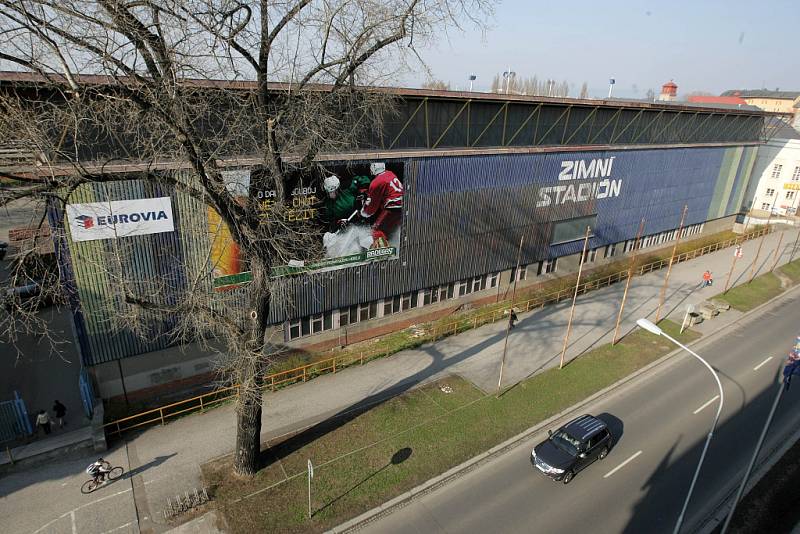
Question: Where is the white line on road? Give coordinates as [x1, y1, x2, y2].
[70, 511, 77, 534]
[754, 356, 773, 371]
[32, 487, 133, 534]
[693, 395, 720, 415]
[99, 521, 134, 534]
[603, 450, 642, 478]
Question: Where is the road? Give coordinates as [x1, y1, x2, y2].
[362, 289, 800, 534]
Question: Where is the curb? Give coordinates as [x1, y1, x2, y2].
[329, 282, 800, 534]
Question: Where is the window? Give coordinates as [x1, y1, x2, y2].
[288, 312, 333, 340]
[765, 188, 775, 197]
[551, 215, 597, 245]
[488, 272, 500, 288]
[422, 284, 453, 306]
[761, 202, 771, 210]
[383, 292, 418, 316]
[604, 243, 618, 258]
[339, 305, 358, 327]
[583, 248, 598, 263]
[471, 276, 485, 293]
[771, 164, 783, 179]
[537, 258, 558, 275]
[359, 302, 377, 322]
[457, 279, 470, 297]
[792, 166, 800, 181]
[787, 191, 796, 200]
[510, 265, 528, 282]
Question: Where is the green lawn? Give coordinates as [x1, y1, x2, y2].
[203, 320, 699, 533]
[778, 257, 800, 284]
[715, 273, 785, 311]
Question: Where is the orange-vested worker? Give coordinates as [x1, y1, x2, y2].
[360, 162, 404, 249]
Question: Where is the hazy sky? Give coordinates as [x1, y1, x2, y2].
[409, 0, 799, 98]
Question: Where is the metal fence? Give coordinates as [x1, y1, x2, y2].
[0, 391, 32, 443]
[103, 226, 773, 437]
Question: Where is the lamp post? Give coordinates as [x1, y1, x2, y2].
[636, 318, 724, 534]
[468, 74, 476, 92]
[503, 67, 516, 94]
[608, 78, 615, 98]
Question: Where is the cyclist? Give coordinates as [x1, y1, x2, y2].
[86, 458, 112, 484]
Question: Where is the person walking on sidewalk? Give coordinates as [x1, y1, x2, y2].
[509, 308, 518, 329]
[53, 400, 67, 428]
[702, 270, 713, 288]
[36, 410, 52, 435]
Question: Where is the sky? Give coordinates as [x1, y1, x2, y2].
[408, 0, 799, 99]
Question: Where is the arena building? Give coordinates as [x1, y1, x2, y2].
[0, 74, 789, 400]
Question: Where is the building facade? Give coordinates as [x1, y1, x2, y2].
[748, 132, 800, 216]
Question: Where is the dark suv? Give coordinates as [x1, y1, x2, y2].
[531, 414, 613, 484]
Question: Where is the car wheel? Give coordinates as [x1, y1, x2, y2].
[599, 447, 609, 460]
[562, 470, 574, 484]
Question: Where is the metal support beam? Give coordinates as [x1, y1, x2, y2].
[651, 111, 684, 143]
[589, 108, 622, 144]
[631, 109, 664, 145]
[471, 102, 508, 147]
[537, 106, 572, 145]
[611, 109, 644, 144]
[564, 107, 598, 145]
[388, 98, 426, 150]
[560, 106, 573, 144]
[432, 100, 471, 149]
[685, 111, 715, 142]
[424, 98, 430, 148]
[506, 103, 542, 146]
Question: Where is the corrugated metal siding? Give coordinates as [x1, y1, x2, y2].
[60, 145, 759, 363]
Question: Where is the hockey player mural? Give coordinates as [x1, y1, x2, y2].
[208, 162, 405, 286]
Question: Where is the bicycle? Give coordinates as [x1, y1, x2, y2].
[81, 463, 124, 494]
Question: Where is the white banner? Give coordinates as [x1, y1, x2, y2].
[66, 197, 175, 242]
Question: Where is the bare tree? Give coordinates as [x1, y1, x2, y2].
[422, 79, 451, 91]
[579, 81, 589, 99]
[0, 0, 494, 476]
[645, 88, 656, 101]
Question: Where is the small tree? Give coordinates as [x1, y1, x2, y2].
[0, 0, 494, 476]
[579, 81, 589, 99]
[422, 79, 451, 91]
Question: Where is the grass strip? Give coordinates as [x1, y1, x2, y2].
[203, 320, 699, 533]
[714, 273, 785, 312]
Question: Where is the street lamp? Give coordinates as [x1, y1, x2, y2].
[636, 318, 724, 534]
[608, 78, 615, 98]
[468, 74, 477, 92]
[503, 67, 516, 95]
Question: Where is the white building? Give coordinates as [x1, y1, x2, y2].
[749, 126, 800, 216]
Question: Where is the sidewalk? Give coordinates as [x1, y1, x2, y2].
[5, 227, 800, 533]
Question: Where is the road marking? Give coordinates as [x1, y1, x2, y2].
[603, 450, 642, 478]
[694, 395, 720, 415]
[754, 357, 773, 371]
[70, 511, 77, 534]
[32, 487, 133, 534]
[99, 521, 134, 534]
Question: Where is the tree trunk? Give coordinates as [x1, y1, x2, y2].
[233, 259, 271, 476]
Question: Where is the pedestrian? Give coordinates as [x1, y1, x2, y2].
[36, 409, 52, 435]
[52, 400, 67, 428]
[702, 270, 712, 288]
[707, 271, 713, 287]
[510, 308, 518, 329]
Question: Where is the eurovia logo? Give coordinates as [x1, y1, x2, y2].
[75, 215, 94, 229]
[66, 197, 175, 242]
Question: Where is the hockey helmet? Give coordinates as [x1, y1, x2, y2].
[369, 162, 386, 176]
[323, 175, 340, 193]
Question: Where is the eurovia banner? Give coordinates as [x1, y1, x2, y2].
[209, 164, 404, 289]
[66, 197, 175, 242]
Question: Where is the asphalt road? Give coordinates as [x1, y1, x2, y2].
[362, 289, 800, 534]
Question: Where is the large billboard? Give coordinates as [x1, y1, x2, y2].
[208, 162, 405, 288]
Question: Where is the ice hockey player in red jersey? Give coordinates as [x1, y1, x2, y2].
[360, 162, 404, 249]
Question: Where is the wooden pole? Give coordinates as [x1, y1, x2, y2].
[559, 226, 591, 369]
[789, 226, 800, 264]
[497, 233, 524, 394]
[613, 219, 645, 344]
[770, 229, 785, 272]
[749, 209, 774, 283]
[655, 205, 688, 322]
[723, 243, 742, 293]
[723, 206, 753, 293]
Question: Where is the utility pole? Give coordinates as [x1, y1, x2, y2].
[613, 219, 645, 344]
[655, 205, 688, 322]
[497, 233, 524, 393]
[560, 226, 591, 368]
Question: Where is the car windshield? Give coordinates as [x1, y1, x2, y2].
[550, 430, 582, 455]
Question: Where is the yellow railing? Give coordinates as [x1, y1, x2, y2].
[103, 227, 772, 436]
